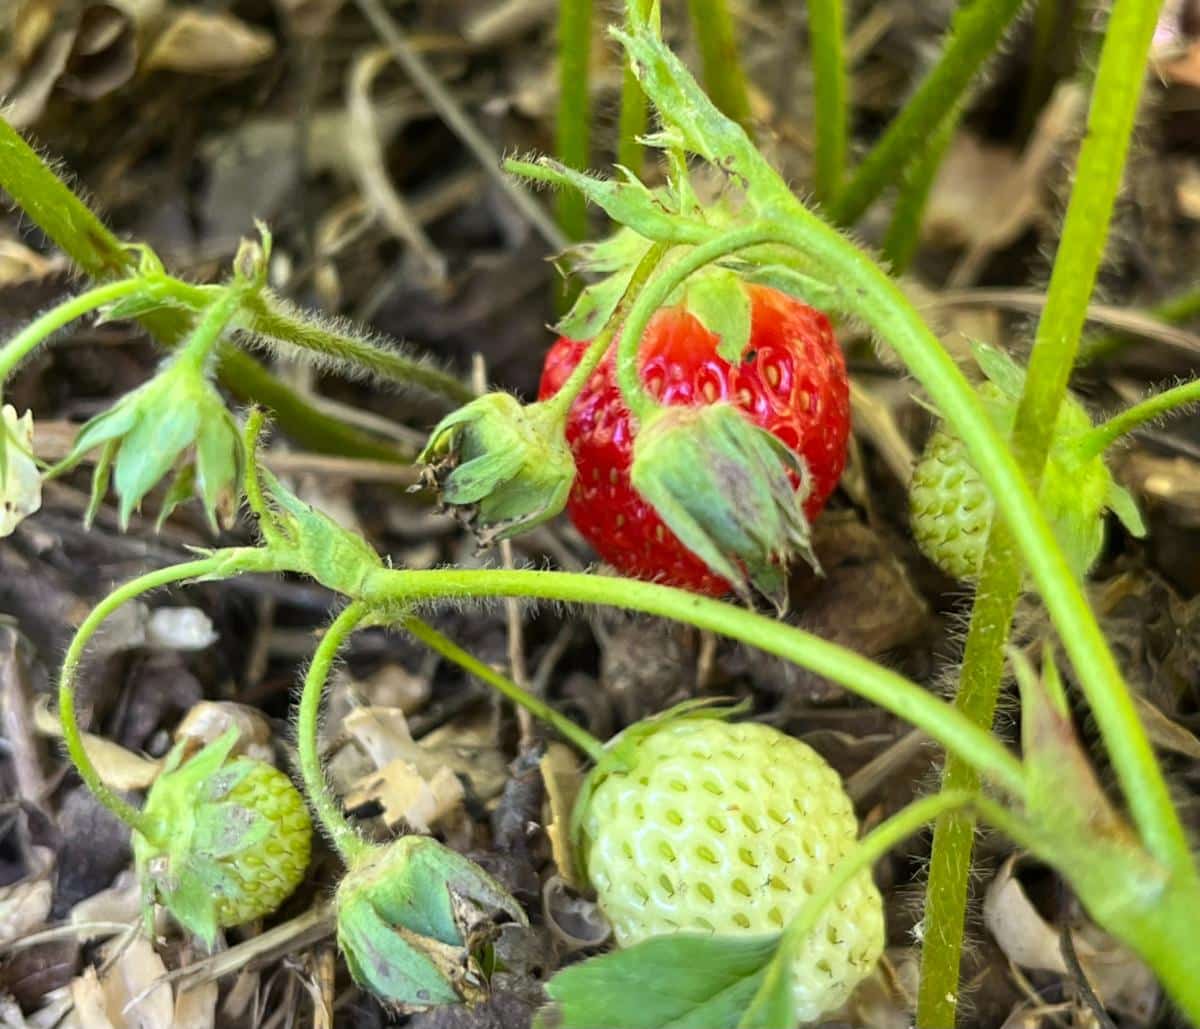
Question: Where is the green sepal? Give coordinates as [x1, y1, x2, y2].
[555, 229, 655, 342]
[257, 467, 383, 597]
[630, 404, 817, 611]
[155, 462, 197, 532]
[536, 931, 780, 1029]
[335, 836, 527, 1010]
[338, 891, 464, 1008]
[1105, 480, 1147, 538]
[59, 356, 243, 533]
[506, 158, 705, 245]
[968, 339, 1025, 397]
[417, 393, 576, 547]
[134, 728, 266, 947]
[685, 267, 751, 363]
[734, 264, 839, 311]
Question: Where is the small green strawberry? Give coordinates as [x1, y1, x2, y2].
[573, 711, 884, 1024]
[909, 343, 1145, 581]
[133, 727, 312, 946]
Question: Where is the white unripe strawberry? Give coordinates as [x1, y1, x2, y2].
[575, 717, 884, 1023]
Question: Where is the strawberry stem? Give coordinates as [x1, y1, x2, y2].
[1073, 377, 1200, 461]
[362, 567, 1028, 797]
[402, 616, 606, 762]
[0, 279, 147, 389]
[542, 242, 669, 424]
[297, 601, 373, 866]
[806, 0, 847, 207]
[614, 225, 787, 423]
[57, 556, 231, 843]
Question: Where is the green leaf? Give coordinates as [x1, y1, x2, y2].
[538, 932, 780, 1029]
[507, 158, 705, 245]
[685, 268, 752, 363]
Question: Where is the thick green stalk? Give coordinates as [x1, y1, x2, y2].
[919, 3, 1168, 1022]
[1076, 378, 1200, 460]
[557, 0, 593, 242]
[882, 110, 959, 273]
[916, 531, 1022, 1026]
[0, 279, 144, 385]
[402, 616, 605, 761]
[686, 0, 754, 134]
[617, 0, 654, 174]
[806, 0, 847, 206]
[57, 557, 230, 840]
[830, 0, 1026, 226]
[298, 601, 371, 865]
[363, 567, 1027, 796]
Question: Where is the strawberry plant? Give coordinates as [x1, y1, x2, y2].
[3, 0, 1200, 1024]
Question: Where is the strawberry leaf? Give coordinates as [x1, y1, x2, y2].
[537, 933, 780, 1029]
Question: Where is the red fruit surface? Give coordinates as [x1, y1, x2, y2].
[538, 284, 850, 595]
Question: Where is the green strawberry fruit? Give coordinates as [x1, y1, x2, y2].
[134, 728, 312, 945]
[909, 343, 1145, 581]
[575, 714, 884, 1024]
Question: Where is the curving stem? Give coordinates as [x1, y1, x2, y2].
[57, 556, 231, 842]
[297, 601, 373, 865]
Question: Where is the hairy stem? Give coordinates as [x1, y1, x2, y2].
[614, 224, 783, 421]
[685, 0, 754, 134]
[882, 110, 959, 273]
[401, 616, 605, 761]
[919, 4, 1169, 1022]
[557, 0, 593, 242]
[363, 567, 1026, 796]
[1076, 377, 1200, 460]
[297, 601, 372, 865]
[57, 557, 232, 840]
[830, 0, 1026, 226]
[916, 529, 1022, 1026]
[807, 0, 847, 206]
[0, 279, 145, 386]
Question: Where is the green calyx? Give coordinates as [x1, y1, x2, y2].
[418, 393, 576, 546]
[910, 343, 1145, 582]
[55, 353, 242, 532]
[630, 403, 818, 610]
[335, 836, 528, 1011]
[132, 727, 313, 948]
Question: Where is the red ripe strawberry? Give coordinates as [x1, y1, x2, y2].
[538, 284, 850, 594]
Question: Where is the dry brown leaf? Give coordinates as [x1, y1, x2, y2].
[72, 936, 173, 1029]
[70, 870, 143, 940]
[171, 979, 217, 1029]
[34, 697, 161, 789]
[1133, 693, 1200, 759]
[173, 701, 273, 764]
[143, 9, 273, 74]
[0, 240, 69, 285]
[345, 758, 464, 832]
[984, 857, 1067, 975]
[539, 743, 582, 887]
[356, 663, 431, 714]
[0, 878, 53, 946]
[270, 0, 344, 37]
